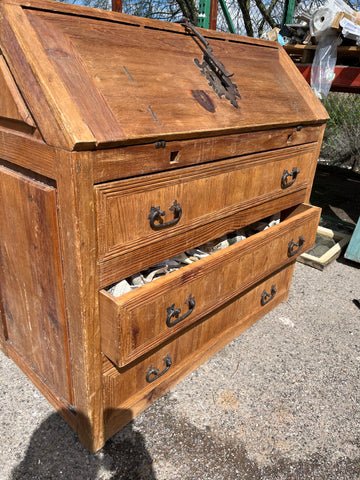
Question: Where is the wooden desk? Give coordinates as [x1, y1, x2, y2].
[0, 0, 327, 451]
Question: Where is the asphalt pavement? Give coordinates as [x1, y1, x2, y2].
[1, 258, 359, 480]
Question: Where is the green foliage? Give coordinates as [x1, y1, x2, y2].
[322, 93, 360, 171]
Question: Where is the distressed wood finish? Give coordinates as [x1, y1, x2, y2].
[96, 144, 316, 260]
[0, 55, 36, 134]
[0, 3, 95, 150]
[0, 131, 55, 178]
[0, 0, 328, 150]
[103, 276, 291, 440]
[100, 204, 320, 367]
[102, 264, 294, 435]
[98, 187, 307, 287]
[0, 272, 8, 354]
[0, 165, 72, 402]
[91, 126, 321, 184]
[0, 0, 327, 451]
[2, 0, 280, 48]
[54, 151, 104, 451]
[25, 9, 315, 143]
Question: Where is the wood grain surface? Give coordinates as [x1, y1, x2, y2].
[0, 164, 72, 402]
[0, 55, 36, 134]
[91, 127, 321, 183]
[102, 264, 294, 435]
[0, 3, 96, 150]
[97, 188, 308, 287]
[100, 204, 320, 366]
[0, 0, 326, 451]
[55, 151, 104, 451]
[0, 0, 327, 149]
[96, 144, 316, 259]
[0, 131, 55, 178]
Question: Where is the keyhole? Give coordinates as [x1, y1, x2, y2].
[170, 151, 179, 164]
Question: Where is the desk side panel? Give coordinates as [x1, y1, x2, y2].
[0, 164, 72, 402]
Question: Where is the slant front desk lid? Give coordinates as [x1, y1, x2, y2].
[0, 0, 328, 150]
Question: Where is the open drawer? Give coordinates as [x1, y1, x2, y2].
[103, 264, 295, 415]
[100, 203, 320, 367]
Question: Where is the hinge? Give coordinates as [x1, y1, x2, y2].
[181, 18, 241, 108]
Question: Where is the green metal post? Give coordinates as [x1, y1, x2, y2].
[218, 0, 236, 33]
[282, 0, 296, 26]
[197, 0, 211, 28]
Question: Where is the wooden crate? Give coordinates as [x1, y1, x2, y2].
[298, 226, 351, 270]
[284, 44, 360, 66]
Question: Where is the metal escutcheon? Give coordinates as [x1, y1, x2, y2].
[148, 200, 182, 230]
[281, 167, 300, 189]
[288, 236, 305, 257]
[146, 355, 172, 383]
[261, 285, 277, 306]
[166, 295, 196, 328]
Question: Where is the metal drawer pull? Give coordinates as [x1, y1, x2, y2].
[281, 167, 300, 189]
[261, 285, 277, 306]
[166, 295, 196, 328]
[146, 355, 172, 383]
[148, 200, 182, 230]
[288, 236, 305, 257]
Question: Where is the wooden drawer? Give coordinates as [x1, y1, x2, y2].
[93, 125, 322, 183]
[103, 263, 294, 430]
[96, 144, 317, 285]
[100, 203, 320, 367]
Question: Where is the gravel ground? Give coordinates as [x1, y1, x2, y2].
[1, 259, 359, 480]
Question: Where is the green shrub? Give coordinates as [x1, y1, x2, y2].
[322, 93, 360, 172]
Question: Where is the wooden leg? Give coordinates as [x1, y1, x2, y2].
[55, 151, 104, 452]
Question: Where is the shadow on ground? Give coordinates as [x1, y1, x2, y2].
[10, 409, 156, 480]
[311, 164, 360, 226]
[10, 403, 360, 480]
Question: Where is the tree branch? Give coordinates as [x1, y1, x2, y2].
[236, 0, 254, 36]
[254, 0, 277, 29]
[258, 0, 279, 36]
[176, 0, 198, 23]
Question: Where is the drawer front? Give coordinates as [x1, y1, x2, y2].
[103, 264, 294, 412]
[98, 188, 307, 288]
[93, 125, 321, 183]
[100, 203, 320, 367]
[95, 144, 316, 263]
